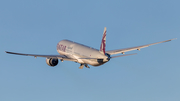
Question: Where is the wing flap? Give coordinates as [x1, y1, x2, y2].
[5, 51, 77, 61]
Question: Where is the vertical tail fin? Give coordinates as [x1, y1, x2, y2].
[100, 27, 107, 55]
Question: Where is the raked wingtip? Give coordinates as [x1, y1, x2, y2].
[171, 38, 177, 40]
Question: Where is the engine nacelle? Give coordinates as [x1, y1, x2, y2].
[46, 58, 58, 67]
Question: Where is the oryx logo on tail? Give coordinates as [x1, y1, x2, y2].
[100, 27, 107, 55]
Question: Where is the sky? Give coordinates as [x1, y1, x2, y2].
[0, 0, 180, 101]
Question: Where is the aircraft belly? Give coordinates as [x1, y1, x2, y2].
[81, 59, 107, 66]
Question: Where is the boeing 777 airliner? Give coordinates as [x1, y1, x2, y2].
[5, 27, 176, 69]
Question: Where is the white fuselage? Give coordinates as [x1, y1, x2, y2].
[56, 40, 109, 66]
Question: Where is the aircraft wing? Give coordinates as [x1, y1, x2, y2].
[5, 51, 77, 61]
[106, 38, 176, 55]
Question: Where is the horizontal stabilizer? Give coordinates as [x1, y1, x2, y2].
[111, 53, 137, 58]
[79, 53, 137, 59]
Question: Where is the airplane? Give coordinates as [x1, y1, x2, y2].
[5, 27, 176, 69]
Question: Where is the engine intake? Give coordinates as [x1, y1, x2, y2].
[46, 58, 58, 67]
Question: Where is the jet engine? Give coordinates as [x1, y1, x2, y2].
[46, 58, 58, 67]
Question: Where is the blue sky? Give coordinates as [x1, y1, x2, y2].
[0, 0, 180, 101]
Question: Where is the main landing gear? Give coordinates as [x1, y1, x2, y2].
[79, 64, 90, 69]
